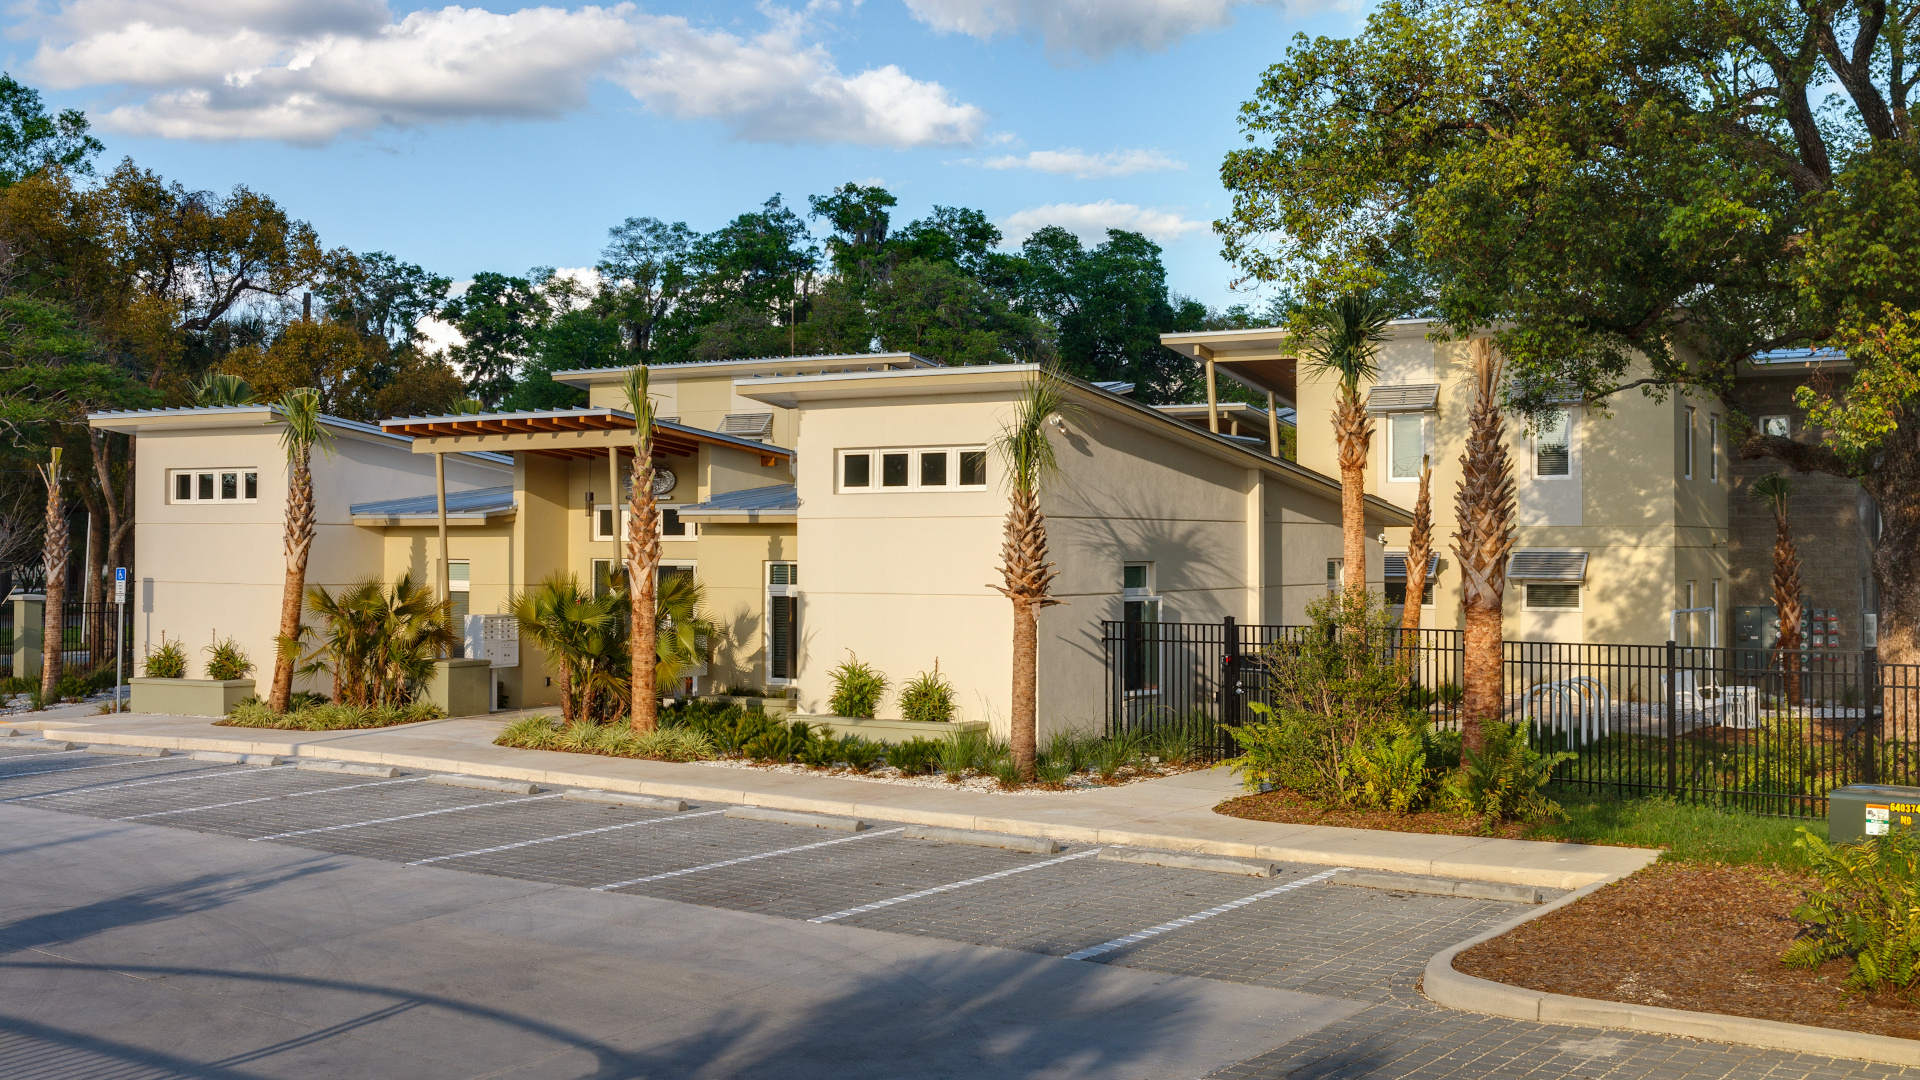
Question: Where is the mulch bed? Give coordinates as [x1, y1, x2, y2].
[1454, 863, 1920, 1040]
[1215, 788, 1534, 839]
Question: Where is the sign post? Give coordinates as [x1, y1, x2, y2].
[113, 568, 126, 712]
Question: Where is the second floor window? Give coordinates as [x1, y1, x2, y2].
[1535, 411, 1570, 476]
[172, 468, 258, 503]
[1387, 413, 1424, 481]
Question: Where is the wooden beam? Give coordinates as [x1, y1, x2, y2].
[1199, 344, 1219, 433]
[1267, 391, 1281, 458]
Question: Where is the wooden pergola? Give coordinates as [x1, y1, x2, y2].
[379, 408, 792, 606]
[1158, 330, 1298, 458]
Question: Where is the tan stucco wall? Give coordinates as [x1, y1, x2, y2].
[1294, 324, 1729, 646]
[131, 424, 508, 691]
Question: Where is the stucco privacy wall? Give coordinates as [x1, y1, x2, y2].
[121, 416, 508, 689]
[1293, 324, 1730, 647]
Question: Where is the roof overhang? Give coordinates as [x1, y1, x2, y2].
[352, 508, 517, 528]
[86, 406, 513, 465]
[552, 353, 939, 389]
[379, 409, 792, 464]
[1365, 384, 1441, 414]
[1159, 329, 1298, 404]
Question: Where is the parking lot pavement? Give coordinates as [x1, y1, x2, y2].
[0, 745, 1910, 1080]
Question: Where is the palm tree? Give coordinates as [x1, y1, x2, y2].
[267, 388, 333, 712]
[1750, 475, 1804, 704]
[621, 366, 661, 732]
[1401, 455, 1433, 635]
[510, 573, 626, 726]
[36, 448, 67, 698]
[191, 372, 256, 407]
[993, 370, 1072, 780]
[1301, 293, 1392, 595]
[1451, 339, 1515, 755]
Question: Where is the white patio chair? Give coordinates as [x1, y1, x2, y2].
[1668, 670, 1761, 729]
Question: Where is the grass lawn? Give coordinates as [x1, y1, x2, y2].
[1526, 786, 1826, 870]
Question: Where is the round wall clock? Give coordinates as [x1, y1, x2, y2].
[651, 468, 677, 496]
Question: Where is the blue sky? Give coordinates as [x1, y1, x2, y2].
[5, 1, 1367, 309]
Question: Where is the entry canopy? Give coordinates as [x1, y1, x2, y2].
[1507, 550, 1588, 582]
[380, 407, 791, 463]
[1158, 328, 1297, 404]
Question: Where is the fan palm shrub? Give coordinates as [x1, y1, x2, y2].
[268, 388, 334, 711]
[298, 574, 456, 708]
[1300, 293, 1391, 596]
[993, 369, 1073, 780]
[509, 573, 628, 726]
[191, 372, 256, 406]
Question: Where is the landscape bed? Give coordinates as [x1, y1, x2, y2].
[215, 701, 446, 731]
[1454, 862, 1920, 1040]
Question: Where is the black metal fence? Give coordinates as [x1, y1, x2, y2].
[1102, 618, 1920, 817]
[56, 601, 134, 680]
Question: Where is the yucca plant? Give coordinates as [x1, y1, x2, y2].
[268, 388, 334, 712]
[1751, 475, 1804, 704]
[1300, 293, 1391, 596]
[827, 652, 887, 718]
[143, 634, 188, 679]
[899, 662, 957, 723]
[1451, 339, 1515, 755]
[994, 369, 1074, 779]
[204, 635, 254, 681]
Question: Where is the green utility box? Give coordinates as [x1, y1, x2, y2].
[1828, 784, 1920, 844]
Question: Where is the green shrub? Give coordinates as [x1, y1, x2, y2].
[744, 721, 808, 763]
[1090, 733, 1138, 783]
[1784, 829, 1920, 991]
[498, 714, 562, 749]
[885, 737, 942, 775]
[526, 719, 716, 762]
[939, 729, 986, 781]
[55, 672, 90, 701]
[1138, 715, 1210, 767]
[990, 756, 1023, 790]
[1034, 756, 1073, 788]
[898, 664, 957, 723]
[143, 634, 188, 679]
[220, 699, 445, 730]
[1442, 720, 1575, 822]
[1044, 729, 1097, 774]
[837, 735, 886, 772]
[1346, 720, 1434, 813]
[203, 636, 254, 681]
[794, 729, 842, 768]
[827, 652, 887, 718]
[0, 675, 31, 695]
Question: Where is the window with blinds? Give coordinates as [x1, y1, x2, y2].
[1535, 411, 1570, 476]
[767, 562, 798, 683]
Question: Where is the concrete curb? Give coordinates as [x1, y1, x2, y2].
[297, 761, 402, 778]
[725, 806, 867, 832]
[1099, 847, 1275, 877]
[1422, 879, 1920, 1066]
[563, 790, 689, 812]
[85, 745, 170, 758]
[1339, 871, 1545, 904]
[189, 751, 283, 765]
[901, 825, 1060, 853]
[427, 774, 540, 795]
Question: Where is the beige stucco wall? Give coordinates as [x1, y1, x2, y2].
[1294, 323, 1730, 646]
[130, 422, 508, 690]
[587, 370, 801, 450]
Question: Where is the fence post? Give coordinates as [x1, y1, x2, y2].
[1665, 639, 1678, 796]
[1221, 616, 1238, 725]
[1865, 646, 1881, 785]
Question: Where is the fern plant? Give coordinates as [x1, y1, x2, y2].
[1783, 828, 1920, 991]
[143, 635, 188, 679]
[899, 662, 957, 723]
[1442, 720, 1575, 823]
[204, 635, 255, 681]
[827, 652, 887, 718]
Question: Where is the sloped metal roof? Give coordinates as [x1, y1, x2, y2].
[1507, 550, 1588, 581]
[676, 484, 798, 517]
[350, 486, 516, 519]
[1364, 384, 1441, 413]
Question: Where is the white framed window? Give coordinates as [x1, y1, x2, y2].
[590, 558, 619, 599]
[1761, 415, 1790, 438]
[838, 447, 988, 493]
[1709, 414, 1720, 481]
[593, 504, 688, 540]
[1386, 413, 1425, 482]
[1326, 558, 1343, 594]
[1524, 583, 1581, 610]
[767, 562, 799, 685]
[1121, 563, 1160, 693]
[1684, 406, 1696, 479]
[1534, 410, 1571, 477]
[171, 468, 259, 503]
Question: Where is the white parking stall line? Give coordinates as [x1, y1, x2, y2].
[0, 756, 188, 784]
[4, 764, 294, 803]
[407, 808, 730, 866]
[1062, 867, 1350, 962]
[808, 848, 1100, 924]
[117, 778, 423, 820]
[0, 749, 88, 761]
[250, 793, 564, 841]
[593, 827, 906, 891]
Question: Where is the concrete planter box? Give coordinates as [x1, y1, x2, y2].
[798, 715, 989, 744]
[423, 659, 491, 718]
[130, 677, 256, 717]
[702, 694, 797, 718]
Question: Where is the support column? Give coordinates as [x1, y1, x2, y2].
[1201, 346, 1219, 433]
[607, 446, 620, 547]
[1245, 468, 1265, 624]
[1267, 391, 1282, 458]
[435, 452, 450, 606]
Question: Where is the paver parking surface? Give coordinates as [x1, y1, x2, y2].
[0, 743, 1908, 1079]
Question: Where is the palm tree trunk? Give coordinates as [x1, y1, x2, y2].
[1451, 340, 1515, 755]
[1772, 510, 1804, 706]
[269, 449, 314, 712]
[1401, 461, 1433, 635]
[997, 485, 1059, 780]
[39, 473, 66, 698]
[629, 454, 660, 732]
[1334, 388, 1373, 594]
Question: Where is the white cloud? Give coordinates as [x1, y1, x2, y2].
[974, 147, 1183, 178]
[614, 12, 983, 146]
[22, 0, 984, 146]
[903, 0, 1270, 60]
[1000, 199, 1206, 245]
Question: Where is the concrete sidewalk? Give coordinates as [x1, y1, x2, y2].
[9, 708, 1657, 889]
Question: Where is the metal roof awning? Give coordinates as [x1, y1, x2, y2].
[1507, 550, 1588, 581]
[718, 412, 775, 438]
[676, 484, 798, 523]
[1384, 553, 1441, 579]
[378, 408, 792, 463]
[1365, 384, 1440, 413]
[350, 485, 517, 526]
